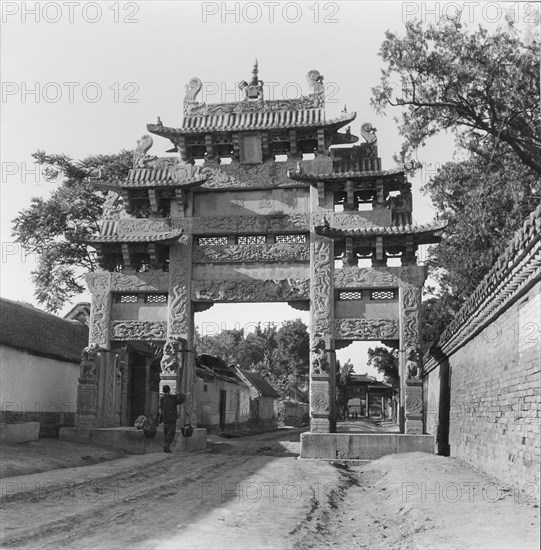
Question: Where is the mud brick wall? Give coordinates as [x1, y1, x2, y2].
[424, 207, 541, 494]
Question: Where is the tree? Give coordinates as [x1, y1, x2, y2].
[372, 18, 540, 349]
[11, 150, 133, 312]
[372, 17, 540, 174]
[367, 347, 399, 387]
[195, 319, 310, 396]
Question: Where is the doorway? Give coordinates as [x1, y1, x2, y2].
[129, 349, 148, 425]
[219, 390, 227, 430]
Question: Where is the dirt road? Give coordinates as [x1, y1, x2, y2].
[1, 429, 539, 549]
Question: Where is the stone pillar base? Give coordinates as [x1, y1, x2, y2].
[405, 380, 423, 434]
[75, 379, 99, 428]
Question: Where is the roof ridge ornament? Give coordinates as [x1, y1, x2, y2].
[361, 122, 377, 144]
[133, 135, 156, 168]
[238, 59, 264, 101]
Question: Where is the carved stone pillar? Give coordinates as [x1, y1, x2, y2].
[167, 237, 196, 427]
[86, 273, 112, 349]
[75, 345, 100, 428]
[309, 236, 336, 433]
[399, 285, 424, 434]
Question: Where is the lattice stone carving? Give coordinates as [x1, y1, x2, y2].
[334, 318, 399, 340]
[111, 321, 167, 341]
[193, 278, 310, 302]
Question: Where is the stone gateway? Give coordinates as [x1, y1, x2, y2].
[68, 62, 445, 455]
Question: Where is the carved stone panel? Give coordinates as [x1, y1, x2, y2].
[110, 321, 167, 341]
[400, 286, 421, 352]
[89, 293, 110, 346]
[311, 239, 333, 338]
[192, 243, 310, 264]
[192, 278, 310, 302]
[189, 214, 309, 235]
[117, 219, 173, 235]
[313, 209, 391, 229]
[86, 273, 111, 294]
[334, 318, 399, 340]
[310, 381, 330, 416]
[334, 266, 427, 289]
[110, 272, 170, 292]
[168, 241, 191, 339]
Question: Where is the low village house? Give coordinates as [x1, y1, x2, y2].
[0, 298, 89, 441]
[195, 354, 279, 434]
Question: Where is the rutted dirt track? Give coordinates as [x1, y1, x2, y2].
[1, 429, 539, 549]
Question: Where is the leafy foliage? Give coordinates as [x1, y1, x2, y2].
[11, 150, 133, 312]
[367, 347, 399, 387]
[372, 17, 540, 174]
[372, 17, 540, 350]
[195, 319, 309, 396]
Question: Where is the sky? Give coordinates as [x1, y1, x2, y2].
[0, 1, 526, 376]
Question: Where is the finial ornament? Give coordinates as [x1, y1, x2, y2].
[184, 77, 202, 104]
[307, 70, 325, 94]
[133, 135, 156, 168]
[361, 122, 377, 144]
[239, 59, 264, 100]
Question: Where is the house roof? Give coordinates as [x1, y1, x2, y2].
[63, 302, 90, 326]
[0, 298, 88, 363]
[239, 370, 280, 398]
[196, 354, 248, 386]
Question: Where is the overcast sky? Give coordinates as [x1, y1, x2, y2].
[1, 1, 524, 374]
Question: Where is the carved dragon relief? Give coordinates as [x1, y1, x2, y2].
[111, 321, 167, 341]
[190, 214, 310, 234]
[192, 243, 310, 264]
[192, 279, 310, 302]
[334, 318, 399, 340]
[89, 293, 109, 345]
[110, 272, 169, 292]
[334, 267, 427, 288]
[168, 244, 190, 338]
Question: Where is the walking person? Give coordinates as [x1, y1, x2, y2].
[159, 385, 186, 453]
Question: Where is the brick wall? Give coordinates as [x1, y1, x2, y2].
[424, 207, 540, 494]
[447, 283, 539, 489]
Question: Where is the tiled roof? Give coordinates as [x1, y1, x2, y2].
[92, 169, 207, 190]
[125, 168, 206, 188]
[0, 298, 88, 362]
[148, 111, 356, 136]
[196, 355, 248, 385]
[425, 204, 541, 365]
[66, 227, 183, 244]
[315, 220, 447, 238]
[288, 168, 405, 182]
[239, 370, 280, 398]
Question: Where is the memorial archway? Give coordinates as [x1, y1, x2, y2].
[72, 63, 445, 455]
